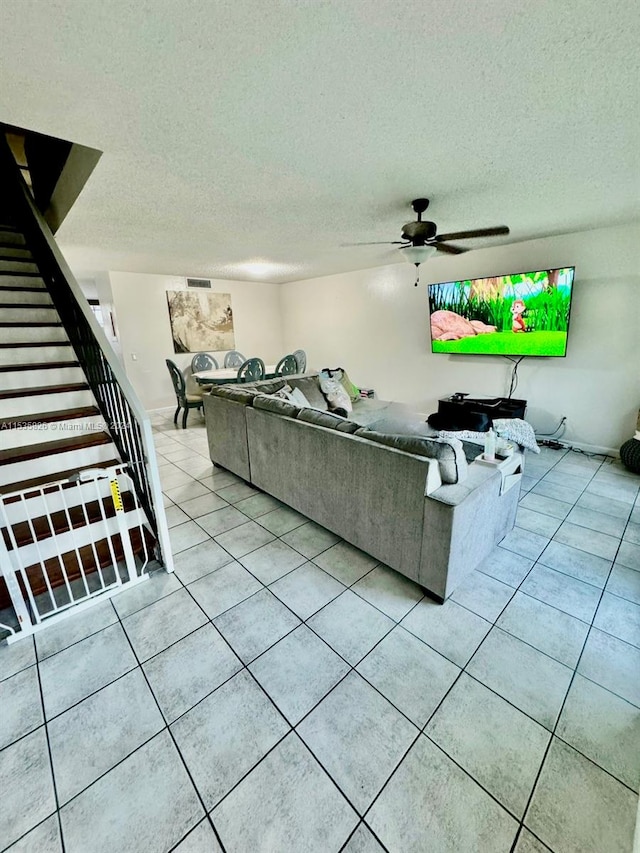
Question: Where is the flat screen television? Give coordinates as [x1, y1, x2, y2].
[428, 266, 575, 357]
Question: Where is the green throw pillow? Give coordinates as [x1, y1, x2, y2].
[339, 369, 360, 402]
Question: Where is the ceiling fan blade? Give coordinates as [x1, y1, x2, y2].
[434, 242, 467, 255]
[434, 226, 510, 242]
[340, 241, 409, 247]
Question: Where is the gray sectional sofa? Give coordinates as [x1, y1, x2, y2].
[203, 373, 522, 600]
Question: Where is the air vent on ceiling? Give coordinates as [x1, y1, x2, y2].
[186, 278, 212, 289]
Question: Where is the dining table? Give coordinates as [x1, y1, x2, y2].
[193, 365, 279, 386]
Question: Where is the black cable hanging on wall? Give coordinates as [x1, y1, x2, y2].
[504, 356, 525, 399]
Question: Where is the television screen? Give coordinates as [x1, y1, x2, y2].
[428, 267, 575, 357]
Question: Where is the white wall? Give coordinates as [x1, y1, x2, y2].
[77, 272, 122, 361]
[108, 272, 284, 410]
[280, 223, 640, 454]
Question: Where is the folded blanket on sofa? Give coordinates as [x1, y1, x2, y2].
[439, 418, 540, 454]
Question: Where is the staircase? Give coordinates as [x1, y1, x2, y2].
[0, 138, 172, 642]
[0, 228, 117, 490]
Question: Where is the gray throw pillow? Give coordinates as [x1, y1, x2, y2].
[288, 375, 328, 411]
[355, 428, 467, 484]
[253, 395, 301, 418]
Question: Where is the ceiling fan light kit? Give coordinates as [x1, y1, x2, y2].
[399, 244, 438, 264]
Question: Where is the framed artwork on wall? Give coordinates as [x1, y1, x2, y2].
[166, 290, 235, 353]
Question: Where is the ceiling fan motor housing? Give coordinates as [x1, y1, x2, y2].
[401, 220, 437, 242]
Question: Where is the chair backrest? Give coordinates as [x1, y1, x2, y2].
[275, 354, 298, 376]
[166, 359, 186, 400]
[237, 357, 265, 384]
[191, 352, 218, 372]
[292, 349, 307, 372]
[224, 350, 246, 368]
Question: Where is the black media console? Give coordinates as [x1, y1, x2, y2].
[437, 394, 527, 430]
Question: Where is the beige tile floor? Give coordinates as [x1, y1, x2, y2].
[1, 410, 639, 852]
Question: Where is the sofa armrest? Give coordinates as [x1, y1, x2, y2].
[420, 454, 522, 598]
[203, 393, 251, 481]
[428, 452, 523, 506]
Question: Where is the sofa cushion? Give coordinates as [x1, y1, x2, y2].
[354, 428, 467, 484]
[245, 378, 287, 395]
[288, 375, 328, 410]
[367, 415, 439, 438]
[350, 399, 422, 428]
[185, 371, 204, 399]
[296, 408, 360, 433]
[208, 385, 258, 405]
[253, 395, 301, 418]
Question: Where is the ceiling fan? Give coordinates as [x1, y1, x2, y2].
[346, 198, 510, 283]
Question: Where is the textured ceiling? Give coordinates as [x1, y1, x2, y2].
[1, 0, 638, 282]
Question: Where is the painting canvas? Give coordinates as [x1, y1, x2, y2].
[167, 290, 235, 353]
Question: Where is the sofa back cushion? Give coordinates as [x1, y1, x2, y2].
[253, 395, 301, 418]
[245, 378, 287, 395]
[296, 408, 360, 433]
[208, 385, 259, 405]
[355, 428, 467, 484]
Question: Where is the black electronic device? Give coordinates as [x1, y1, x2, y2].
[432, 395, 527, 431]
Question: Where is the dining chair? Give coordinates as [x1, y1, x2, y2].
[191, 352, 218, 372]
[224, 350, 246, 368]
[236, 357, 265, 383]
[166, 359, 203, 428]
[275, 354, 298, 376]
[293, 349, 307, 372]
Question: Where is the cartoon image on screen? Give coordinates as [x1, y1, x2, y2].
[429, 267, 575, 357]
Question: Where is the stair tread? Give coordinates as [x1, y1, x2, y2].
[0, 341, 71, 349]
[0, 322, 61, 328]
[0, 406, 100, 428]
[0, 382, 88, 400]
[0, 285, 47, 293]
[0, 432, 113, 467]
[0, 270, 42, 277]
[0, 458, 121, 498]
[0, 303, 54, 309]
[0, 256, 36, 264]
[0, 361, 79, 373]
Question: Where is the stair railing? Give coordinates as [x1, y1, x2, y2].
[0, 136, 174, 572]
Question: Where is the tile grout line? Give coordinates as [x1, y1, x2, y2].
[32, 456, 635, 842]
[356, 450, 630, 849]
[109, 597, 231, 853]
[35, 640, 67, 853]
[374, 548, 546, 828]
[509, 509, 634, 848]
[167, 550, 438, 829]
[7, 435, 635, 851]
[337, 821, 391, 853]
